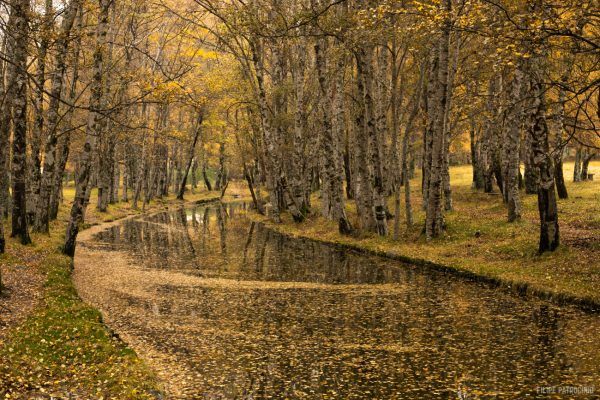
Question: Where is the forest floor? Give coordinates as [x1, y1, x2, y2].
[249, 161, 600, 310]
[0, 187, 227, 399]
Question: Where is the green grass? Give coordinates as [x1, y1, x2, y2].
[249, 161, 600, 307]
[0, 249, 161, 398]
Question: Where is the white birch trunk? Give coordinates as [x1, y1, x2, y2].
[64, 0, 111, 257]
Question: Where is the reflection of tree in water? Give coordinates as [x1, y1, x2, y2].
[190, 208, 198, 230]
[177, 207, 196, 256]
[242, 222, 255, 269]
[94, 204, 416, 283]
[201, 207, 210, 250]
[531, 305, 576, 383]
[254, 227, 269, 275]
[216, 204, 227, 256]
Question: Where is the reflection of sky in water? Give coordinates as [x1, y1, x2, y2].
[86, 204, 600, 399]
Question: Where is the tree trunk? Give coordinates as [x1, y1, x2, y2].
[425, 0, 451, 240]
[250, 39, 282, 222]
[375, 47, 391, 198]
[401, 63, 425, 230]
[469, 118, 485, 190]
[96, 134, 110, 212]
[291, 38, 309, 213]
[343, 139, 354, 200]
[191, 158, 198, 191]
[363, 47, 388, 236]
[64, 0, 110, 257]
[481, 76, 500, 194]
[174, 146, 183, 195]
[391, 39, 402, 240]
[573, 148, 582, 182]
[354, 49, 376, 232]
[0, 37, 6, 244]
[553, 85, 568, 199]
[34, 0, 80, 233]
[215, 142, 227, 192]
[581, 152, 596, 180]
[132, 103, 150, 210]
[529, 71, 559, 253]
[111, 147, 120, 204]
[442, 35, 460, 212]
[122, 156, 129, 202]
[50, 6, 84, 221]
[524, 130, 539, 193]
[202, 161, 212, 191]
[232, 115, 264, 214]
[28, 0, 54, 224]
[10, 0, 32, 245]
[0, 35, 11, 219]
[315, 38, 352, 234]
[554, 159, 567, 197]
[505, 67, 523, 222]
[178, 113, 203, 200]
[422, 49, 438, 211]
[96, 32, 118, 212]
[0, 206, 4, 253]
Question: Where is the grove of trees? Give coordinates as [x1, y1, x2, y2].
[0, 0, 598, 257]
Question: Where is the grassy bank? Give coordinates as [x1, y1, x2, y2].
[249, 162, 600, 310]
[0, 189, 222, 398]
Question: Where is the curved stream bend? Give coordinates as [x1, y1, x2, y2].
[74, 203, 600, 399]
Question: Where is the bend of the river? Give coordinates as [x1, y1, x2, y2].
[74, 203, 600, 399]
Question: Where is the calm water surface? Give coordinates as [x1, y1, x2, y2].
[84, 203, 600, 399]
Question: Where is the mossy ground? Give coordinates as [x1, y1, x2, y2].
[0, 187, 224, 398]
[249, 162, 600, 307]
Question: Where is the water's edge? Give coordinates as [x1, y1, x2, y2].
[248, 213, 600, 314]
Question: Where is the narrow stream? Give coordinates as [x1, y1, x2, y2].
[76, 203, 599, 399]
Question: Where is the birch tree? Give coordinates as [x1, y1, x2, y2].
[64, 0, 111, 257]
[34, 0, 81, 233]
[425, 0, 451, 240]
[9, 0, 32, 245]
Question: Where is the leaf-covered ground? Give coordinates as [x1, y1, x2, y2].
[250, 162, 600, 308]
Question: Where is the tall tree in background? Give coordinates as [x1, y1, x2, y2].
[314, 27, 352, 234]
[28, 0, 54, 222]
[34, 0, 81, 233]
[9, 0, 31, 245]
[64, 0, 111, 257]
[50, 6, 84, 221]
[525, 1, 560, 253]
[178, 111, 204, 200]
[425, 0, 451, 240]
[504, 66, 523, 223]
[529, 70, 560, 252]
[0, 33, 10, 221]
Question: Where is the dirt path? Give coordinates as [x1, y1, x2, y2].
[74, 217, 187, 397]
